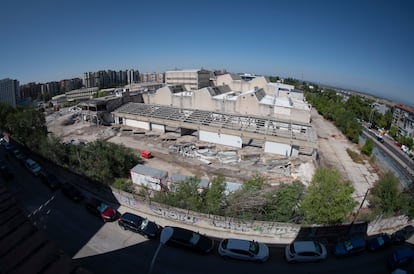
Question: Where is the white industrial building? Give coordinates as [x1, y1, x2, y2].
[142, 73, 311, 124]
[165, 69, 212, 90]
[112, 72, 315, 157]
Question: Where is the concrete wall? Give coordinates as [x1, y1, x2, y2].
[110, 187, 411, 244]
[148, 86, 172, 105]
[199, 130, 243, 148]
[193, 88, 215, 111]
[236, 91, 261, 115]
[124, 119, 150, 130]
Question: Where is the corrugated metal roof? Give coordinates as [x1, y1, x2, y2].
[131, 164, 168, 178]
[169, 173, 189, 183]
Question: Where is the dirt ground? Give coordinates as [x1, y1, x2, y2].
[45, 107, 377, 195]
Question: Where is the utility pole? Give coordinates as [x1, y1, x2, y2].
[348, 188, 371, 235]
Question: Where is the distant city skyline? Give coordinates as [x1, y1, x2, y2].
[1, 0, 413, 106]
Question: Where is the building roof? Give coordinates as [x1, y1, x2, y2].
[396, 104, 414, 114]
[131, 164, 168, 178]
[168, 174, 210, 188]
[165, 69, 200, 73]
[229, 74, 242, 80]
[169, 173, 189, 183]
[260, 95, 310, 110]
[206, 85, 231, 97]
[212, 91, 239, 101]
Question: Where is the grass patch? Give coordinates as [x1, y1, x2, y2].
[346, 148, 364, 164]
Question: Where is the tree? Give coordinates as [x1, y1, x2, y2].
[263, 181, 305, 223]
[389, 126, 398, 139]
[369, 171, 408, 216]
[361, 138, 375, 156]
[224, 174, 267, 220]
[301, 168, 357, 224]
[203, 175, 226, 215]
[0, 103, 17, 132]
[167, 177, 203, 211]
[7, 108, 47, 150]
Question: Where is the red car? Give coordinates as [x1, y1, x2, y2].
[85, 197, 117, 222]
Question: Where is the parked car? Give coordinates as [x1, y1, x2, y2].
[0, 161, 14, 180]
[333, 236, 366, 256]
[392, 225, 414, 243]
[61, 183, 84, 202]
[285, 241, 327, 263]
[15, 151, 27, 162]
[118, 212, 160, 238]
[366, 233, 392, 251]
[24, 158, 42, 176]
[218, 238, 269, 262]
[38, 170, 61, 190]
[85, 197, 117, 222]
[164, 226, 214, 254]
[387, 247, 414, 269]
[4, 142, 15, 152]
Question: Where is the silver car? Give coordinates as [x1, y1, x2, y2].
[218, 238, 269, 262]
[285, 241, 327, 263]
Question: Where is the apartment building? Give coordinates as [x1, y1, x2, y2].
[165, 69, 212, 90]
[392, 104, 414, 138]
[0, 78, 20, 107]
[83, 69, 139, 88]
[139, 72, 164, 83]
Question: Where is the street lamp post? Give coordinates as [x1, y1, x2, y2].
[148, 226, 173, 274]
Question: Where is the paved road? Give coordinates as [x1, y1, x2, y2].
[2, 145, 413, 274]
[363, 127, 414, 187]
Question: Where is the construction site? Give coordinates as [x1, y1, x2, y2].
[46, 106, 317, 187]
[46, 100, 381, 209]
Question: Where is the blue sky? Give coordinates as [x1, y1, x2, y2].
[1, 0, 413, 106]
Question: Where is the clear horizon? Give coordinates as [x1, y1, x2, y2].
[1, 0, 413, 106]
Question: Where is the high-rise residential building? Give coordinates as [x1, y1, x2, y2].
[83, 69, 139, 88]
[165, 69, 212, 90]
[392, 104, 414, 138]
[59, 78, 82, 92]
[40, 81, 60, 96]
[0, 78, 20, 107]
[127, 69, 140, 84]
[83, 72, 95, 88]
[20, 82, 42, 99]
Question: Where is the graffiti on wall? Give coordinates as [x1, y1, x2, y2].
[150, 205, 200, 224]
[113, 192, 140, 210]
[209, 216, 300, 237]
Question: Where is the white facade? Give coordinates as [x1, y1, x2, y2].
[0, 78, 19, 107]
[65, 87, 99, 102]
[199, 130, 243, 148]
[165, 69, 212, 90]
[130, 164, 168, 191]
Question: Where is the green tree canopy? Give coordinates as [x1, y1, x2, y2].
[369, 171, 408, 216]
[203, 175, 226, 215]
[263, 181, 305, 223]
[164, 177, 204, 211]
[361, 138, 375, 156]
[301, 168, 357, 224]
[7, 108, 47, 149]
